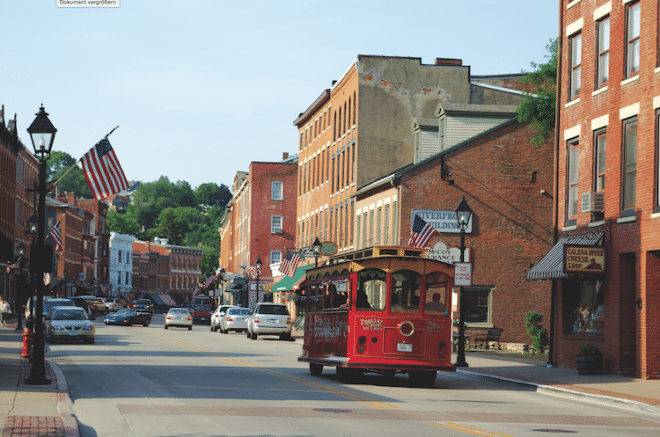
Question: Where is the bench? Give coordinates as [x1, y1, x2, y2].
[472, 328, 503, 350]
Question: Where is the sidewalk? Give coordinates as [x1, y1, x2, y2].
[0, 322, 78, 437]
[291, 332, 660, 416]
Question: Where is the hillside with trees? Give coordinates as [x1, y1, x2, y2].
[46, 152, 231, 277]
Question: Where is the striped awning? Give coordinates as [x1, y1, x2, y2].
[526, 232, 604, 281]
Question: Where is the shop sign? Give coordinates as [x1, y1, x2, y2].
[412, 210, 472, 234]
[428, 241, 470, 264]
[564, 245, 606, 274]
[320, 241, 338, 255]
[454, 262, 472, 286]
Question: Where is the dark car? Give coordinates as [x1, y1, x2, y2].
[192, 304, 213, 324]
[104, 309, 152, 327]
[133, 299, 154, 314]
[41, 298, 76, 321]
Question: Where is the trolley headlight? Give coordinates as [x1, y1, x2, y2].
[399, 321, 415, 337]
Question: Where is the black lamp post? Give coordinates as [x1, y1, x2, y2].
[454, 195, 472, 368]
[25, 105, 56, 385]
[254, 258, 262, 304]
[312, 237, 322, 267]
[14, 243, 26, 331]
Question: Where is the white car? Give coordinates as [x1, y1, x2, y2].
[219, 307, 251, 333]
[210, 305, 236, 332]
[164, 308, 193, 330]
[45, 306, 95, 344]
[246, 303, 292, 340]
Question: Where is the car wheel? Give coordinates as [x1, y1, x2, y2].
[222, 327, 228, 334]
[143, 323, 149, 327]
[86, 338, 95, 344]
[164, 325, 168, 330]
[250, 331, 257, 340]
[188, 325, 192, 331]
[246, 329, 251, 338]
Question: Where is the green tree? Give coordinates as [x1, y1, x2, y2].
[106, 209, 141, 235]
[157, 208, 183, 245]
[196, 183, 232, 209]
[200, 245, 220, 278]
[516, 38, 558, 146]
[47, 151, 92, 198]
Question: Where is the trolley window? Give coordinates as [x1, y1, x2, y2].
[357, 269, 386, 311]
[391, 270, 421, 314]
[424, 271, 450, 315]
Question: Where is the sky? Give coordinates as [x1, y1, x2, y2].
[1, 1, 559, 191]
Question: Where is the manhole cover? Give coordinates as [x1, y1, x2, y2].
[312, 408, 352, 413]
[532, 430, 578, 434]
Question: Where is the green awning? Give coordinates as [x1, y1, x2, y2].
[272, 265, 313, 291]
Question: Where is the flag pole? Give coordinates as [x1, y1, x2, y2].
[50, 126, 119, 188]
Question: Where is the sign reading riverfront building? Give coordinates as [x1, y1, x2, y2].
[412, 210, 472, 234]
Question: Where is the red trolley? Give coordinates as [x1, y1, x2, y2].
[298, 246, 455, 387]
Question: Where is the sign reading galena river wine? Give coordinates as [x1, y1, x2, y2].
[564, 244, 606, 274]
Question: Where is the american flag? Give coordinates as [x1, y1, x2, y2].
[81, 134, 129, 201]
[43, 273, 51, 286]
[408, 214, 436, 248]
[279, 250, 300, 277]
[49, 219, 64, 257]
[6, 261, 19, 275]
[244, 266, 258, 279]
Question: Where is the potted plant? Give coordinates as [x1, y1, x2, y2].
[576, 344, 603, 375]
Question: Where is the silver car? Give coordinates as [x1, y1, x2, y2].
[219, 307, 251, 334]
[45, 306, 95, 344]
[164, 308, 193, 330]
[246, 303, 292, 340]
[210, 305, 236, 332]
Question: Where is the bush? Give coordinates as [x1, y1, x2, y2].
[525, 311, 548, 353]
[579, 344, 602, 356]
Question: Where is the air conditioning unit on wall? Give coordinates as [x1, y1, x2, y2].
[581, 192, 605, 213]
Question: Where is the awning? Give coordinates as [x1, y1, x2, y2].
[527, 232, 604, 281]
[272, 265, 313, 291]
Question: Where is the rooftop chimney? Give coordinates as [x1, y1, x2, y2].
[283, 152, 289, 160]
[435, 58, 463, 66]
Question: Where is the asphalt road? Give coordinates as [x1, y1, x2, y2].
[46, 315, 660, 437]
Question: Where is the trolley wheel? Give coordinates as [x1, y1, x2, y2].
[336, 366, 360, 383]
[309, 363, 323, 376]
[408, 370, 437, 388]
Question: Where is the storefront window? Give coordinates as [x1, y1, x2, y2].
[564, 280, 604, 334]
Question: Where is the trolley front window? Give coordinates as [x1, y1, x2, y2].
[424, 271, 450, 315]
[357, 269, 386, 311]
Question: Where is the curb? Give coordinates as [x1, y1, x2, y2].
[456, 369, 660, 416]
[48, 360, 80, 437]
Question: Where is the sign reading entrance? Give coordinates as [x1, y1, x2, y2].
[564, 245, 606, 274]
[454, 262, 472, 286]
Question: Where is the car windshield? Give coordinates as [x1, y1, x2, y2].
[115, 309, 133, 316]
[53, 310, 88, 321]
[258, 305, 289, 315]
[228, 308, 251, 316]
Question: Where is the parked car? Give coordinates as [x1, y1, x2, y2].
[38, 298, 75, 323]
[45, 306, 95, 344]
[246, 303, 292, 340]
[103, 298, 126, 312]
[133, 298, 154, 314]
[78, 296, 109, 315]
[104, 309, 152, 326]
[219, 307, 251, 334]
[210, 305, 236, 332]
[24, 296, 52, 322]
[191, 303, 213, 324]
[164, 308, 192, 330]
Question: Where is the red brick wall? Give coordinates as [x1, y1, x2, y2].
[398, 120, 554, 344]
[558, 0, 660, 378]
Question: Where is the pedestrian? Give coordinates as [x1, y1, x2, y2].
[0, 296, 11, 326]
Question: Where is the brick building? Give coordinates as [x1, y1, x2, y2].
[166, 241, 203, 303]
[293, 55, 534, 263]
[356, 119, 554, 344]
[131, 240, 170, 299]
[528, 0, 660, 378]
[219, 156, 298, 306]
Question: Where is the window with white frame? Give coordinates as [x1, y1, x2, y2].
[625, 1, 640, 78]
[271, 215, 283, 234]
[567, 139, 580, 221]
[570, 32, 582, 100]
[622, 117, 637, 212]
[271, 181, 283, 200]
[595, 129, 607, 192]
[270, 250, 281, 265]
[597, 17, 610, 88]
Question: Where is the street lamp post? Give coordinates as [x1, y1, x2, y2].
[312, 237, 322, 267]
[254, 258, 262, 305]
[454, 196, 472, 368]
[25, 105, 57, 386]
[14, 243, 27, 331]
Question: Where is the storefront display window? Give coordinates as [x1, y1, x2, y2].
[564, 279, 604, 334]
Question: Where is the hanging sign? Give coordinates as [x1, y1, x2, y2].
[564, 245, 606, 274]
[454, 262, 472, 286]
